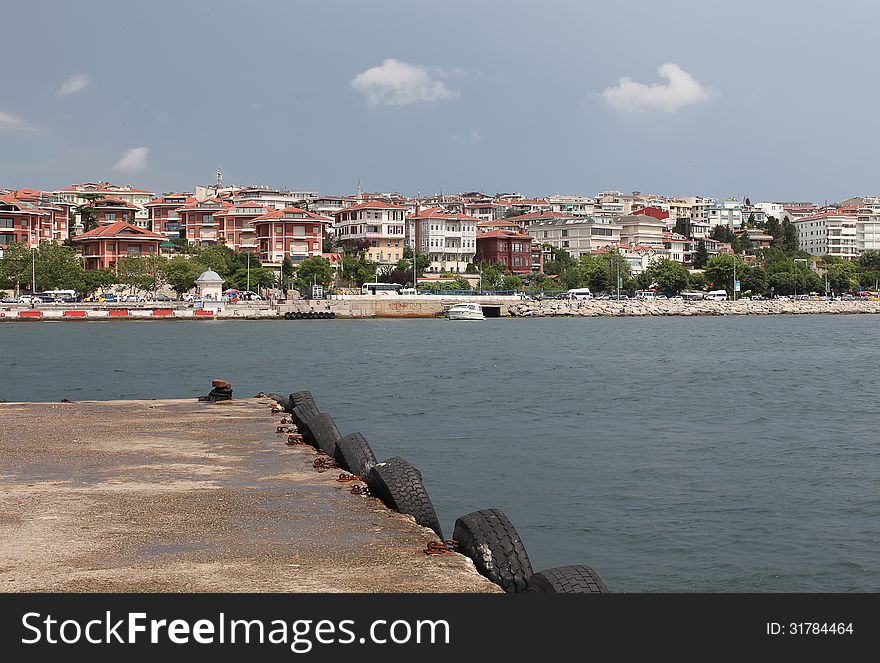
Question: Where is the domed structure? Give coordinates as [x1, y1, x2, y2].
[195, 269, 224, 301]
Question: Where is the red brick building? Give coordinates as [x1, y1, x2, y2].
[475, 229, 538, 274]
[91, 197, 140, 225]
[0, 194, 55, 253]
[177, 198, 227, 248]
[253, 206, 329, 266]
[214, 200, 270, 253]
[73, 221, 165, 271]
[144, 193, 195, 241]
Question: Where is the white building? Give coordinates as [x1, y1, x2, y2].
[334, 200, 407, 264]
[708, 198, 744, 229]
[618, 214, 666, 249]
[793, 211, 858, 258]
[408, 207, 476, 272]
[525, 215, 622, 259]
[545, 194, 596, 216]
[754, 202, 785, 221]
[233, 187, 317, 210]
[856, 212, 880, 253]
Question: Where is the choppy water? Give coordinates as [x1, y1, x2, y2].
[1, 317, 878, 591]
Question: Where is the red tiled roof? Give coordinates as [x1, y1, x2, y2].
[92, 196, 140, 209]
[336, 200, 407, 213]
[477, 229, 531, 239]
[72, 221, 165, 241]
[59, 183, 153, 194]
[410, 206, 472, 220]
[144, 194, 195, 206]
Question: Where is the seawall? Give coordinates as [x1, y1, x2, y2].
[508, 299, 880, 317]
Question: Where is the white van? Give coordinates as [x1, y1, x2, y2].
[705, 290, 729, 301]
[565, 288, 593, 300]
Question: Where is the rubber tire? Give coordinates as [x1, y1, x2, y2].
[308, 412, 342, 457]
[290, 391, 316, 411]
[292, 403, 320, 441]
[368, 457, 443, 538]
[284, 312, 292, 320]
[334, 432, 377, 477]
[526, 565, 608, 593]
[453, 508, 533, 593]
[293, 311, 302, 319]
[266, 392, 290, 411]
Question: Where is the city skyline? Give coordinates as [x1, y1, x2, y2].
[2, 1, 879, 201]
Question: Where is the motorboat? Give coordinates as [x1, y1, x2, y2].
[446, 302, 485, 320]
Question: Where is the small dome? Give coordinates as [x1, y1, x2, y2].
[196, 269, 224, 284]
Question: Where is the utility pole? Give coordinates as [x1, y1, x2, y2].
[733, 255, 737, 302]
[246, 253, 251, 292]
[31, 247, 36, 294]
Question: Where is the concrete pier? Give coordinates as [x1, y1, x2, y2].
[0, 398, 498, 593]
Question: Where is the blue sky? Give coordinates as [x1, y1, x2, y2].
[1, 0, 878, 201]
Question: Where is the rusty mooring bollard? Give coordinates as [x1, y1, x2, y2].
[199, 379, 233, 403]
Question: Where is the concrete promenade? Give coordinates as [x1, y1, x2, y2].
[0, 398, 498, 593]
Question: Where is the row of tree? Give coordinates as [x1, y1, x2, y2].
[0, 242, 284, 298]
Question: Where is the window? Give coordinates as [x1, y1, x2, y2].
[0, 218, 13, 229]
[561, 229, 568, 237]
[105, 212, 116, 222]
[127, 245, 141, 255]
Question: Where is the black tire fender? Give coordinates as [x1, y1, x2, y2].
[526, 565, 609, 593]
[291, 403, 320, 441]
[452, 508, 533, 593]
[334, 432, 377, 477]
[308, 412, 342, 457]
[368, 457, 443, 538]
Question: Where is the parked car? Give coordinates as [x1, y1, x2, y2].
[18, 295, 43, 305]
[154, 295, 172, 302]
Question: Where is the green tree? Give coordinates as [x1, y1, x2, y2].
[116, 255, 165, 293]
[83, 268, 116, 296]
[733, 232, 753, 255]
[162, 256, 205, 298]
[74, 193, 102, 235]
[500, 274, 523, 292]
[503, 207, 522, 219]
[688, 271, 707, 291]
[402, 245, 430, 276]
[542, 244, 575, 275]
[704, 253, 746, 297]
[645, 258, 689, 294]
[740, 266, 767, 295]
[279, 256, 295, 292]
[672, 217, 691, 237]
[34, 242, 86, 291]
[452, 276, 472, 291]
[0, 242, 32, 295]
[765, 216, 782, 240]
[710, 225, 735, 244]
[776, 219, 800, 253]
[858, 250, 880, 272]
[294, 256, 334, 293]
[691, 239, 709, 269]
[826, 261, 858, 293]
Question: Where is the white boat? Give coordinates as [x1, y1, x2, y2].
[446, 302, 485, 320]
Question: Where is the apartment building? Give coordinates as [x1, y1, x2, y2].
[662, 232, 693, 263]
[233, 187, 317, 210]
[475, 229, 536, 274]
[793, 211, 858, 258]
[144, 193, 195, 241]
[74, 221, 165, 271]
[525, 215, 621, 258]
[334, 200, 407, 264]
[545, 195, 596, 216]
[857, 212, 880, 253]
[409, 207, 477, 272]
[177, 199, 227, 248]
[0, 195, 53, 254]
[253, 206, 328, 267]
[54, 183, 155, 228]
[708, 198, 744, 229]
[214, 200, 271, 253]
[618, 214, 666, 249]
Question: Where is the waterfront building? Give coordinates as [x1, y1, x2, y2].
[526, 215, 621, 259]
[144, 193, 195, 241]
[73, 221, 164, 270]
[0, 194, 53, 255]
[856, 211, 880, 253]
[54, 183, 155, 228]
[214, 200, 271, 253]
[333, 200, 407, 265]
[195, 269, 224, 301]
[253, 206, 329, 267]
[177, 198, 228, 248]
[475, 229, 536, 274]
[794, 210, 858, 258]
[408, 207, 477, 272]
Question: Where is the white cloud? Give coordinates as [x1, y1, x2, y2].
[350, 59, 458, 106]
[0, 110, 28, 130]
[58, 74, 91, 96]
[602, 63, 714, 113]
[112, 146, 149, 173]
